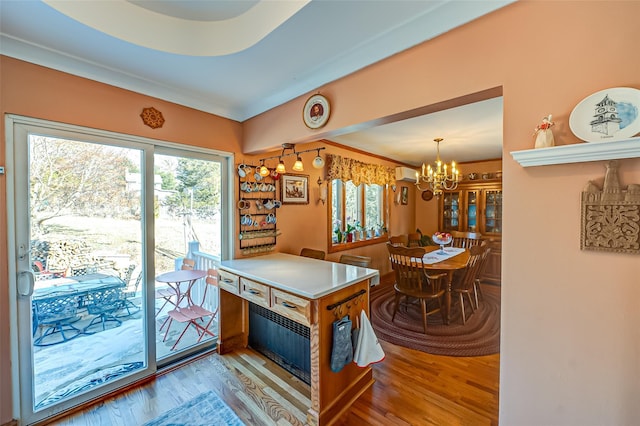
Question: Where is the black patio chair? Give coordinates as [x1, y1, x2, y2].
[32, 291, 83, 346]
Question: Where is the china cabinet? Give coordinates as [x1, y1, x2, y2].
[439, 180, 502, 284]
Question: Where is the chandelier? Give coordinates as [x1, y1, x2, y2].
[415, 138, 460, 197]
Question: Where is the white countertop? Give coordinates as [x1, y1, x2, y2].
[219, 253, 380, 299]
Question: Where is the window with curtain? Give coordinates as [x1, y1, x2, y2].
[327, 154, 394, 251]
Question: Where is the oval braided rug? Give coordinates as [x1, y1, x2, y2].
[370, 282, 500, 357]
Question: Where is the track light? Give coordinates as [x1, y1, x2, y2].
[292, 155, 304, 172]
[259, 160, 270, 177]
[258, 144, 325, 173]
[312, 148, 325, 169]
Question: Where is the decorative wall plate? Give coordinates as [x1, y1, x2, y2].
[569, 87, 640, 142]
[421, 189, 434, 201]
[303, 94, 330, 129]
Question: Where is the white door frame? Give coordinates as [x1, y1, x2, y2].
[5, 114, 235, 424]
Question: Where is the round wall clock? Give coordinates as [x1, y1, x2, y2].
[303, 94, 330, 129]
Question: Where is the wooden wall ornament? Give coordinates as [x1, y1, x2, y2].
[581, 160, 640, 254]
[140, 107, 165, 129]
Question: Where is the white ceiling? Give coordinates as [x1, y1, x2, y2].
[0, 0, 511, 166]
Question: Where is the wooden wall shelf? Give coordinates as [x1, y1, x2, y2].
[510, 137, 640, 167]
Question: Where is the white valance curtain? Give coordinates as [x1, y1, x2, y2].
[326, 154, 395, 186]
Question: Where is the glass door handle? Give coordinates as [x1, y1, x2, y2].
[18, 243, 31, 261]
[18, 270, 35, 297]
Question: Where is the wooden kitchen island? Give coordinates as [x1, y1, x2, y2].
[218, 253, 380, 425]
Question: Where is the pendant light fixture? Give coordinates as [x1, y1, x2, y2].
[257, 143, 326, 174]
[312, 148, 325, 169]
[292, 154, 304, 172]
[259, 160, 270, 177]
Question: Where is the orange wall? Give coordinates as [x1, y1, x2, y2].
[0, 58, 411, 423]
[2, 1, 640, 424]
[243, 1, 640, 424]
[236, 141, 412, 273]
[0, 56, 243, 422]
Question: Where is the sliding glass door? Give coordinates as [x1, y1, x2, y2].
[6, 115, 231, 425]
[153, 151, 223, 361]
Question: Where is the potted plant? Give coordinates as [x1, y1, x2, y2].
[333, 220, 343, 243]
[345, 222, 356, 243]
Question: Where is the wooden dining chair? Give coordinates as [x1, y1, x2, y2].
[473, 246, 492, 307]
[386, 243, 446, 333]
[452, 243, 485, 324]
[339, 254, 372, 268]
[407, 233, 422, 247]
[450, 231, 483, 249]
[300, 248, 326, 260]
[388, 235, 408, 246]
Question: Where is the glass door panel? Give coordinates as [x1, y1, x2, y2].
[484, 190, 502, 234]
[442, 191, 460, 231]
[10, 117, 230, 424]
[154, 153, 222, 361]
[466, 190, 478, 232]
[12, 128, 150, 425]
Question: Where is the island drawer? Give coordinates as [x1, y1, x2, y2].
[218, 270, 240, 294]
[240, 277, 270, 307]
[270, 288, 311, 326]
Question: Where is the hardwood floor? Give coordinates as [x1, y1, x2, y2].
[49, 342, 499, 426]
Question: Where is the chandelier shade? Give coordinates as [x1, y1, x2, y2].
[415, 138, 460, 197]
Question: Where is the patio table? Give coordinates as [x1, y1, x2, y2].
[34, 273, 126, 297]
[32, 273, 126, 332]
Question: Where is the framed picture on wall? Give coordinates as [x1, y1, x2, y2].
[303, 94, 331, 129]
[281, 174, 309, 204]
[401, 186, 409, 205]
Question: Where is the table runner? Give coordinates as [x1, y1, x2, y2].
[421, 247, 465, 264]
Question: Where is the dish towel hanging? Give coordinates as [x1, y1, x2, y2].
[353, 309, 385, 367]
[330, 315, 353, 373]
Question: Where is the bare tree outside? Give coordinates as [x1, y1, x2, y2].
[30, 136, 137, 236]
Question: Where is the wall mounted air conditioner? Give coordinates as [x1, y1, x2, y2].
[395, 166, 417, 182]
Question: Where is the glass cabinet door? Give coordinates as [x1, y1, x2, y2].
[466, 190, 479, 232]
[442, 191, 460, 231]
[484, 189, 502, 234]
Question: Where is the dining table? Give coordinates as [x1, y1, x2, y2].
[420, 245, 470, 324]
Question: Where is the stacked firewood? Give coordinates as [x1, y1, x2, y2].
[31, 239, 114, 277]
